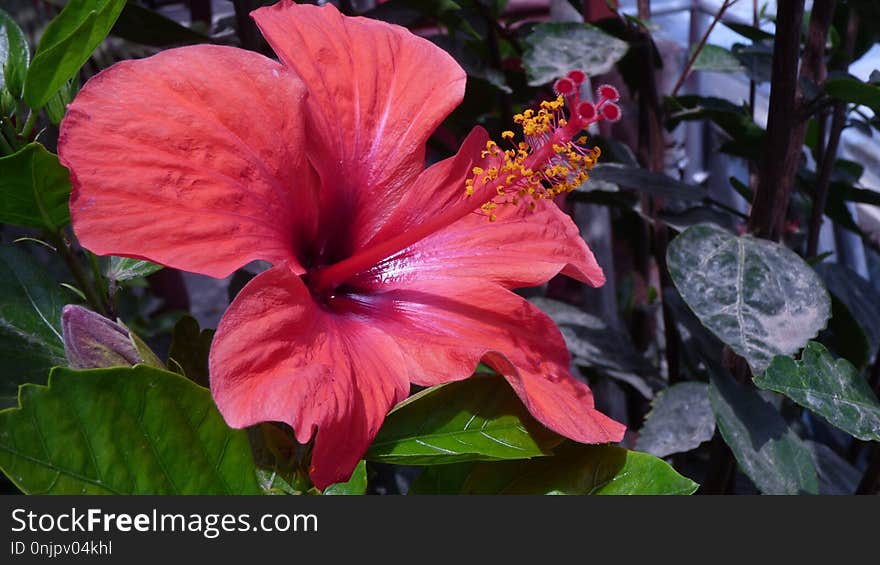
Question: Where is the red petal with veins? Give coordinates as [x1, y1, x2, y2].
[209, 265, 409, 489]
[353, 127, 605, 290]
[349, 278, 625, 444]
[252, 2, 466, 249]
[59, 45, 317, 278]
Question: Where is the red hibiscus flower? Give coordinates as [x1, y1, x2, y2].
[58, 1, 625, 489]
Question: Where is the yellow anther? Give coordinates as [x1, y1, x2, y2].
[501, 131, 515, 140]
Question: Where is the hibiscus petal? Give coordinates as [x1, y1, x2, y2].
[351, 127, 605, 290]
[252, 1, 466, 248]
[351, 279, 625, 444]
[209, 265, 408, 489]
[59, 45, 318, 278]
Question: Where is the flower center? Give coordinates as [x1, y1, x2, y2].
[310, 72, 620, 293]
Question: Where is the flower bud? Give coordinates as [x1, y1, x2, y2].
[61, 305, 142, 369]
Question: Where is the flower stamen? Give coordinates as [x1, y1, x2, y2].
[464, 73, 621, 219]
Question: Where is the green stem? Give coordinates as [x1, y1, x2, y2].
[51, 232, 108, 316]
[86, 251, 112, 317]
[20, 110, 38, 141]
[0, 130, 14, 155]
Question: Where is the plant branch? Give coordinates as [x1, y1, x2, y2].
[670, 0, 736, 97]
[746, 0, 806, 241]
[51, 233, 108, 316]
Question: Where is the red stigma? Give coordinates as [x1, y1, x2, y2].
[597, 84, 619, 102]
[600, 102, 621, 122]
[567, 70, 586, 85]
[554, 77, 576, 96]
[576, 101, 596, 122]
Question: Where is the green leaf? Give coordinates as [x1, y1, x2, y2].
[249, 422, 313, 495]
[0, 8, 29, 98]
[806, 440, 860, 495]
[167, 315, 213, 388]
[412, 444, 698, 495]
[691, 44, 744, 73]
[667, 223, 831, 374]
[0, 245, 67, 408]
[24, 0, 127, 109]
[815, 262, 880, 359]
[723, 21, 774, 42]
[586, 163, 707, 201]
[0, 143, 71, 231]
[732, 42, 773, 83]
[635, 382, 715, 458]
[111, 1, 212, 47]
[708, 368, 819, 495]
[522, 22, 629, 86]
[365, 375, 562, 465]
[106, 256, 163, 282]
[756, 342, 880, 441]
[825, 75, 880, 113]
[529, 297, 661, 398]
[665, 96, 765, 160]
[0, 365, 260, 494]
[323, 461, 367, 495]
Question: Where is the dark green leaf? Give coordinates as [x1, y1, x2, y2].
[0, 365, 260, 494]
[106, 257, 163, 282]
[820, 294, 870, 369]
[665, 96, 764, 159]
[323, 461, 367, 495]
[709, 368, 819, 494]
[756, 341, 880, 441]
[167, 315, 213, 388]
[586, 164, 707, 201]
[415, 444, 698, 494]
[0, 8, 29, 98]
[530, 297, 661, 398]
[366, 375, 562, 465]
[409, 462, 474, 494]
[691, 44, 744, 73]
[815, 262, 880, 359]
[825, 75, 880, 113]
[0, 245, 67, 408]
[522, 22, 628, 86]
[732, 42, 773, 83]
[24, 0, 127, 109]
[249, 422, 313, 495]
[0, 143, 71, 231]
[112, 1, 212, 47]
[723, 22, 774, 42]
[635, 382, 715, 458]
[667, 223, 831, 374]
[806, 440, 860, 495]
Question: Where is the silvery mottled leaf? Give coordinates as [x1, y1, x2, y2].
[709, 368, 819, 494]
[106, 256, 163, 282]
[756, 342, 880, 441]
[522, 22, 629, 86]
[530, 297, 661, 398]
[635, 382, 715, 457]
[667, 223, 831, 374]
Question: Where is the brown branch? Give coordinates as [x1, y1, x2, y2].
[670, 0, 736, 98]
[746, 0, 806, 241]
[807, 6, 857, 258]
